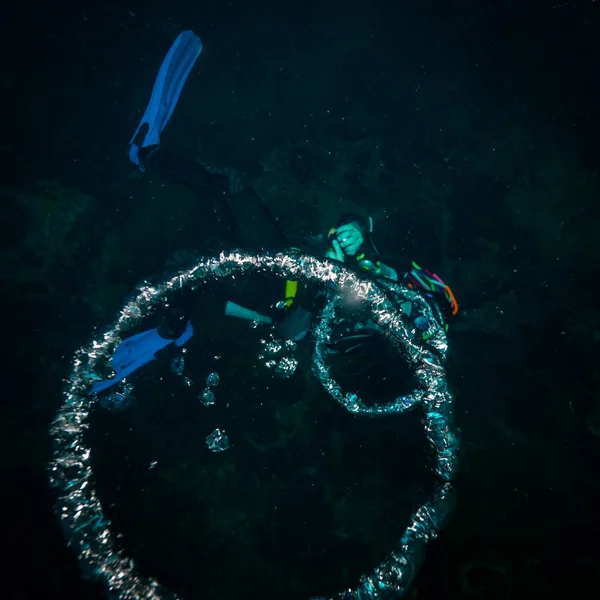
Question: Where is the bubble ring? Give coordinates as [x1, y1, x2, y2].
[49, 251, 459, 600]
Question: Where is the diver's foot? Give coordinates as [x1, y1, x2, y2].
[137, 145, 161, 170]
[202, 162, 244, 194]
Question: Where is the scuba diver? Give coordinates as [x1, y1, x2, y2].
[91, 31, 458, 395]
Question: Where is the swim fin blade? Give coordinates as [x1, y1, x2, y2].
[129, 31, 203, 170]
[91, 322, 193, 394]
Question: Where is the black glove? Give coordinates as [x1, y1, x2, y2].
[275, 307, 313, 342]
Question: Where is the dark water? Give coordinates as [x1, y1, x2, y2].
[1, 1, 599, 599]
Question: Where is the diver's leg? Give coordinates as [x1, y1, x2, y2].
[143, 144, 288, 252]
[128, 29, 285, 251]
[226, 185, 288, 252]
[143, 146, 229, 191]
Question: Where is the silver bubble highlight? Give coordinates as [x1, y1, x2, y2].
[49, 250, 459, 599]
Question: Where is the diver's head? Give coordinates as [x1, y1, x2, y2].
[337, 212, 367, 233]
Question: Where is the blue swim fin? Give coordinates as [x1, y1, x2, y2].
[129, 31, 203, 170]
[91, 322, 194, 394]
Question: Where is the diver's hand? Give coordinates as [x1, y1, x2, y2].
[325, 239, 345, 262]
[336, 223, 363, 256]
